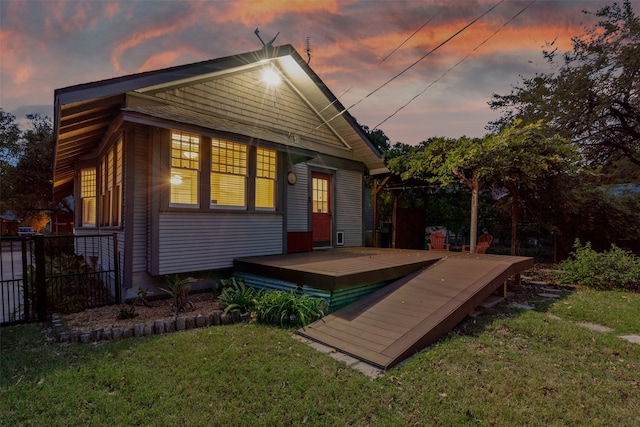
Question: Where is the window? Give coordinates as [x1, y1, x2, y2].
[99, 140, 123, 226]
[255, 147, 276, 209]
[312, 176, 329, 213]
[80, 168, 96, 226]
[211, 139, 247, 208]
[171, 131, 200, 206]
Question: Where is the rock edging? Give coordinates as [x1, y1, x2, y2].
[52, 309, 250, 344]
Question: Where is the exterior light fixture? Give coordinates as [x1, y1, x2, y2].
[262, 67, 281, 86]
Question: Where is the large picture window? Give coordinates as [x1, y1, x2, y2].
[255, 147, 276, 209]
[80, 168, 96, 227]
[171, 131, 200, 206]
[211, 139, 247, 208]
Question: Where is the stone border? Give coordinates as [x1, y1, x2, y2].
[52, 309, 250, 344]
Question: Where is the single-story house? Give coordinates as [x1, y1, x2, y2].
[53, 44, 388, 297]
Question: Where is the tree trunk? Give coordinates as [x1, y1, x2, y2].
[511, 187, 519, 256]
[470, 175, 479, 254]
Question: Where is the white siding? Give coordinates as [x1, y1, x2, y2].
[336, 169, 363, 247]
[286, 162, 309, 232]
[157, 212, 283, 274]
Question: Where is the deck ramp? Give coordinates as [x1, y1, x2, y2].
[297, 254, 533, 370]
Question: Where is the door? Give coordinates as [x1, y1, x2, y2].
[311, 172, 331, 247]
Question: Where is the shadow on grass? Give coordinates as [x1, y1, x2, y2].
[0, 322, 145, 388]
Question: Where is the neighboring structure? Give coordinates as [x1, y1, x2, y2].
[53, 45, 387, 296]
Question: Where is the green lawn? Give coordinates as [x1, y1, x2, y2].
[2, 288, 639, 426]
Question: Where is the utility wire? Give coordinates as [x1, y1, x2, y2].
[319, 0, 506, 127]
[377, 10, 442, 65]
[373, 0, 537, 130]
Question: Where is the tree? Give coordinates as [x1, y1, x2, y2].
[389, 122, 579, 255]
[489, 0, 640, 168]
[388, 136, 493, 253]
[487, 121, 580, 255]
[0, 109, 22, 213]
[0, 112, 54, 230]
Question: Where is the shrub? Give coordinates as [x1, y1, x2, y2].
[558, 240, 640, 291]
[252, 290, 326, 327]
[219, 278, 260, 314]
[161, 275, 197, 314]
[217, 278, 327, 327]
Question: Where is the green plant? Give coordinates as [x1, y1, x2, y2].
[559, 240, 640, 291]
[25, 253, 112, 314]
[115, 288, 150, 320]
[252, 290, 326, 327]
[116, 304, 137, 320]
[218, 278, 260, 314]
[161, 275, 197, 314]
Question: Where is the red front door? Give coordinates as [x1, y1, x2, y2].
[312, 172, 331, 247]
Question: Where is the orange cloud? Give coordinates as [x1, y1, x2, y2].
[137, 48, 204, 72]
[222, 0, 342, 25]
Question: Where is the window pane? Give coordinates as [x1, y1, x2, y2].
[171, 131, 199, 206]
[255, 177, 275, 209]
[81, 168, 96, 198]
[211, 139, 247, 207]
[171, 168, 199, 205]
[211, 173, 245, 207]
[255, 148, 276, 209]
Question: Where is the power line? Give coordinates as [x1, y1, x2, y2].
[373, 0, 537, 131]
[320, 0, 506, 127]
[377, 10, 442, 65]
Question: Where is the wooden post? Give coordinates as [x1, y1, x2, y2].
[371, 176, 390, 248]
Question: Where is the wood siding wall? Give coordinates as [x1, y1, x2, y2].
[336, 169, 363, 247]
[286, 162, 309, 232]
[157, 212, 283, 274]
[153, 69, 343, 147]
[129, 126, 149, 276]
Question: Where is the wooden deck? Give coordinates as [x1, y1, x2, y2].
[296, 252, 534, 370]
[234, 248, 444, 291]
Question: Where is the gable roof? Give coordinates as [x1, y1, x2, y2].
[54, 44, 388, 191]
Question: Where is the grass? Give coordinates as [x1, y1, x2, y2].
[1, 287, 639, 426]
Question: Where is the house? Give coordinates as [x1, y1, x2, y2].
[53, 45, 388, 298]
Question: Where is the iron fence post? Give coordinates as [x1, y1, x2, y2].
[21, 238, 30, 320]
[34, 235, 47, 322]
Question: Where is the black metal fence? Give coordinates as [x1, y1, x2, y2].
[0, 234, 120, 326]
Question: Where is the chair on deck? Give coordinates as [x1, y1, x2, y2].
[427, 231, 450, 251]
[462, 233, 493, 254]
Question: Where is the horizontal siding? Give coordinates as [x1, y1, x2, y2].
[287, 162, 309, 232]
[131, 126, 148, 273]
[153, 69, 343, 147]
[158, 212, 283, 274]
[336, 169, 363, 247]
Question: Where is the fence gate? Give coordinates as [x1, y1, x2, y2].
[0, 234, 120, 326]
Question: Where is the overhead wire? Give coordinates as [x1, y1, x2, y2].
[318, 0, 506, 128]
[377, 10, 442, 65]
[373, 0, 537, 130]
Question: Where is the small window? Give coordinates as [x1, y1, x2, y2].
[211, 139, 247, 208]
[80, 168, 96, 227]
[255, 147, 277, 210]
[171, 131, 200, 206]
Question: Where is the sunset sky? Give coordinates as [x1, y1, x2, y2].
[1, 0, 637, 145]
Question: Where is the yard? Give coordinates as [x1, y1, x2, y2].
[1, 282, 639, 426]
